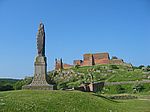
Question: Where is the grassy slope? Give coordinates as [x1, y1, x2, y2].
[0, 90, 150, 112]
[70, 64, 148, 82]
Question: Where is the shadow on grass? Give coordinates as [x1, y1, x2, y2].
[92, 94, 121, 103]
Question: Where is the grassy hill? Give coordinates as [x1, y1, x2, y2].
[0, 90, 150, 112]
[49, 64, 150, 90]
[1, 64, 150, 94]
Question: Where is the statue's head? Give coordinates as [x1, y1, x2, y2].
[38, 22, 44, 31]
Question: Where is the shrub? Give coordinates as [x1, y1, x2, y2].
[138, 65, 145, 69]
[112, 56, 118, 59]
[0, 85, 14, 91]
[110, 65, 119, 69]
[14, 77, 32, 90]
[116, 85, 126, 94]
[67, 81, 81, 89]
[132, 83, 144, 93]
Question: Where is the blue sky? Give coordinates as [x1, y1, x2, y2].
[0, 0, 150, 79]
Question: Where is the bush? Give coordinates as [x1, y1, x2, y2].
[67, 81, 81, 89]
[132, 83, 145, 93]
[138, 65, 145, 69]
[14, 77, 32, 90]
[110, 65, 119, 69]
[57, 82, 68, 90]
[116, 85, 126, 94]
[0, 85, 14, 91]
[112, 56, 118, 59]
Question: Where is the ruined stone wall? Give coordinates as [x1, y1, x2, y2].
[63, 63, 73, 69]
[94, 59, 110, 64]
[56, 52, 128, 69]
[72, 53, 111, 67]
[80, 53, 110, 66]
[93, 53, 110, 65]
[82, 54, 94, 66]
[55, 59, 63, 70]
[73, 60, 83, 66]
[109, 59, 124, 65]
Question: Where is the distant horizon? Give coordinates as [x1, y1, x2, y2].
[0, 0, 150, 79]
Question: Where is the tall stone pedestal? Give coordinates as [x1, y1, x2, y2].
[22, 56, 54, 90]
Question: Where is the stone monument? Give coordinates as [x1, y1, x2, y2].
[22, 23, 54, 90]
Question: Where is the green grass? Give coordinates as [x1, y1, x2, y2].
[107, 70, 145, 82]
[0, 90, 150, 112]
[102, 83, 150, 94]
[68, 64, 148, 83]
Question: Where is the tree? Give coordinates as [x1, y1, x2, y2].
[0, 85, 14, 91]
[13, 77, 32, 90]
[112, 56, 118, 59]
[147, 65, 150, 71]
[138, 65, 145, 69]
[147, 65, 150, 68]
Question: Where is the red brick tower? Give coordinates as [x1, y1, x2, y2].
[55, 58, 63, 70]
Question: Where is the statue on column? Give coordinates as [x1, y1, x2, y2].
[22, 22, 55, 90]
[37, 22, 45, 56]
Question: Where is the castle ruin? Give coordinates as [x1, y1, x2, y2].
[55, 52, 130, 70]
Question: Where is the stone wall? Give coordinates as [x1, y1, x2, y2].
[77, 82, 104, 92]
[82, 54, 94, 66]
[75, 52, 110, 66]
[55, 52, 128, 70]
[63, 63, 73, 69]
[110, 59, 124, 65]
[93, 53, 110, 65]
[74, 60, 83, 66]
[55, 59, 63, 70]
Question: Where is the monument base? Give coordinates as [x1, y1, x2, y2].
[22, 84, 55, 90]
[22, 56, 56, 90]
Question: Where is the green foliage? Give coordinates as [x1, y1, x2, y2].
[110, 65, 119, 69]
[102, 83, 150, 94]
[57, 82, 68, 90]
[13, 77, 32, 90]
[132, 83, 145, 93]
[102, 85, 126, 94]
[112, 56, 118, 59]
[0, 79, 19, 86]
[0, 85, 14, 91]
[138, 65, 145, 69]
[107, 70, 144, 82]
[74, 65, 80, 69]
[0, 79, 19, 91]
[1, 64, 150, 92]
[147, 65, 150, 68]
[67, 81, 81, 89]
[46, 64, 150, 90]
[116, 85, 126, 94]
